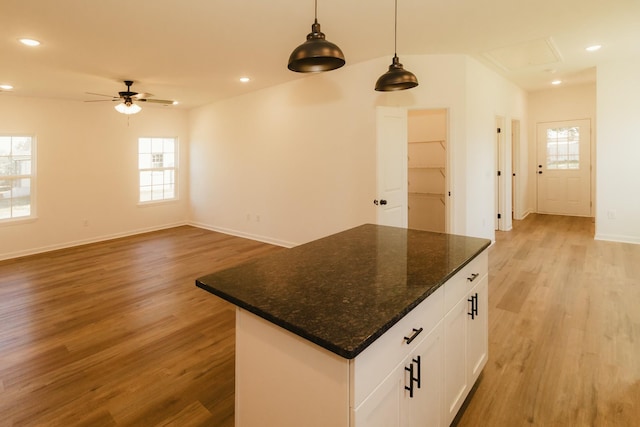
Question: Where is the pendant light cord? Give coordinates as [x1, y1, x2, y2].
[314, 0, 318, 23]
[394, 0, 398, 56]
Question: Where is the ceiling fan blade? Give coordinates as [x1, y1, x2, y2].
[137, 98, 175, 105]
[84, 99, 119, 102]
[132, 92, 153, 99]
[86, 92, 119, 98]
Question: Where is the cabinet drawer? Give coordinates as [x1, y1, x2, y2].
[351, 285, 444, 408]
[444, 250, 487, 313]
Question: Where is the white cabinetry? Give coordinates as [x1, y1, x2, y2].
[443, 252, 489, 426]
[352, 290, 444, 427]
[234, 250, 488, 427]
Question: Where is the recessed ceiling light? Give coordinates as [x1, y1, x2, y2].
[0, 84, 14, 90]
[239, 77, 251, 83]
[551, 80, 562, 85]
[586, 45, 602, 52]
[19, 38, 41, 47]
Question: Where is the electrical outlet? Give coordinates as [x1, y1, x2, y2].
[607, 210, 617, 220]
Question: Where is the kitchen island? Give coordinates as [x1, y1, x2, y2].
[196, 224, 491, 427]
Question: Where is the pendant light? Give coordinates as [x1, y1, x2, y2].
[375, 0, 418, 91]
[288, 0, 345, 73]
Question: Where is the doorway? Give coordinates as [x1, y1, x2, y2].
[536, 120, 591, 216]
[407, 109, 448, 232]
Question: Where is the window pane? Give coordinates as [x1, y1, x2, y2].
[13, 137, 31, 155]
[0, 198, 10, 220]
[139, 138, 151, 154]
[0, 136, 34, 220]
[0, 138, 10, 155]
[12, 178, 30, 198]
[139, 153, 152, 169]
[0, 157, 11, 176]
[151, 138, 163, 153]
[164, 138, 175, 153]
[140, 171, 152, 186]
[152, 170, 164, 185]
[12, 196, 30, 217]
[546, 126, 580, 170]
[152, 185, 164, 200]
[138, 137, 176, 203]
[164, 184, 175, 199]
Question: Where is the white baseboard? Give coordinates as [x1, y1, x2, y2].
[189, 221, 297, 248]
[594, 233, 640, 245]
[0, 221, 189, 261]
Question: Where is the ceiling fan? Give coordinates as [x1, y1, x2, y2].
[86, 80, 175, 114]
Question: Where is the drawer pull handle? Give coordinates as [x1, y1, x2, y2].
[467, 293, 478, 319]
[404, 327, 423, 345]
[467, 273, 479, 282]
[405, 364, 415, 398]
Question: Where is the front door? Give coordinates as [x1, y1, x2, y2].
[376, 107, 408, 227]
[536, 120, 591, 216]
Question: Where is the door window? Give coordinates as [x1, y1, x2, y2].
[546, 127, 580, 170]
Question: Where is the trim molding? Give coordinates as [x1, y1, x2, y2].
[189, 221, 297, 248]
[594, 233, 640, 245]
[0, 221, 189, 261]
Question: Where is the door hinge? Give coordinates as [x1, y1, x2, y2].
[497, 213, 502, 219]
[497, 127, 501, 133]
[497, 170, 501, 176]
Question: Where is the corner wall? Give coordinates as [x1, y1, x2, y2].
[189, 54, 527, 245]
[0, 96, 190, 260]
[596, 59, 640, 243]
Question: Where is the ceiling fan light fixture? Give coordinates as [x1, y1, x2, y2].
[375, 0, 418, 92]
[288, 1, 345, 73]
[115, 100, 142, 115]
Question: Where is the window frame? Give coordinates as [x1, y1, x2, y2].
[137, 136, 178, 205]
[0, 134, 36, 223]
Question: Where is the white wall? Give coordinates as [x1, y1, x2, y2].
[0, 96, 190, 259]
[596, 59, 640, 243]
[528, 83, 597, 216]
[464, 57, 528, 235]
[189, 54, 527, 245]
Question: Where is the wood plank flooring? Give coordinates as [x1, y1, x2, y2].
[0, 226, 284, 427]
[455, 214, 640, 427]
[1, 215, 639, 426]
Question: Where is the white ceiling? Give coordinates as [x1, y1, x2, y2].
[1, 0, 638, 109]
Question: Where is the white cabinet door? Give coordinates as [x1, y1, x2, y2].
[353, 323, 444, 427]
[467, 274, 488, 384]
[405, 322, 444, 427]
[352, 363, 403, 427]
[443, 295, 468, 426]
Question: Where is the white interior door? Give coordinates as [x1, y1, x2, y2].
[536, 120, 591, 216]
[376, 107, 408, 227]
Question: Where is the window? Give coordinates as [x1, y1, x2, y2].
[138, 137, 177, 203]
[546, 126, 580, 170]
[0, 135, 34, 221]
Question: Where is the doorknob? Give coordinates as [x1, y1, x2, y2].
[373, 199, 388, 206]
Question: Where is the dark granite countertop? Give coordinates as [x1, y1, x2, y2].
[196, 224, 490, 359]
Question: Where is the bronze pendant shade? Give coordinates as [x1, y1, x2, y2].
[375, 0, 418, 91]
[375, 55, 418, 91]
[288, 1, 345, 73]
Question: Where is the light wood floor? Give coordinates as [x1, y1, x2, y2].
[1, 215, 639, 426]
[455, 214, 640, 427]
[0, 227, 283, 427]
